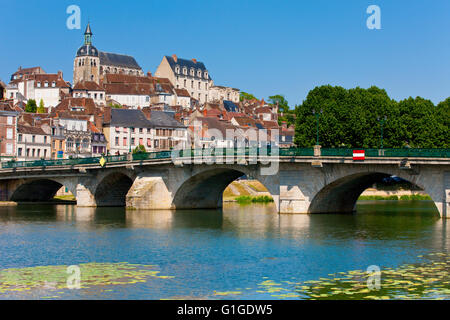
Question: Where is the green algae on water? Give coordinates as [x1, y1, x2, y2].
[0, 262, 174, 295]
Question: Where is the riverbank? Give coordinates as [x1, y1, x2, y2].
[223, 180, 273, 203]
[224, 180, 430, 203]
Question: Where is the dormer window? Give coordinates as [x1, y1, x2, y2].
[190, 68, 194, 76]
[204, 71, 208, 79]
[37, 82, 41, 88]
[197, 70, 202, 77]
[182, 67, 187, 75]
[175, 66, 180, 74]
[44, 81, 49, 87]
[52, 81, 56, 87]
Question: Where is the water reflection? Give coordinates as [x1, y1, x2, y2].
[0, 200, 447, 300]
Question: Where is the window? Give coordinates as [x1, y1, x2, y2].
[6, 128, 13, 139]
[147, 138, 151, 147]
[139, 138, 143, 145]
[37, 82, 41, 88]
[182, 67, 187, 75]
[123, 137, 127, 146]
[44, 136, 47, 144]
[32, 135, 36, 143]
[82, 139, 89, 149]
[131, 138, 135, 146]
[44, 149, 47, 158]
[52, 81, 56, 87]
[115, 137, 119, 146]
[44, 82, 48, 88]
[37, 149, 40, 157]
[32, 149, 35, 157]
[197, 70, 201, 77]
[184, 79, 187, 87]
[191, 81, 194, 88]
[67, 138, 73, 149]
[204, 72, 208, 79]
[139, 128, 143, 133]
[6, 144, 13, 155]
[175, 66, 180, 74]
[18, 148, 22, 156]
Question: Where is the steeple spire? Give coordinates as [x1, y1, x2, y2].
[84, 23, 93, 45]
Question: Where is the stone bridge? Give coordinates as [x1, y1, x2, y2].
[0, 153, 448, 218]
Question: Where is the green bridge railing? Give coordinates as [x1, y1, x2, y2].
[1, 147, 449, 169]
[321, 148, 450, 158]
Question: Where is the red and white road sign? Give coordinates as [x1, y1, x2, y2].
[353, 150, 365, 160]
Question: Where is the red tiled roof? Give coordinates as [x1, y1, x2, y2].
[103, 83, 154, 95]
[17, 124, 47, 135]
[73, 81, 104, 91]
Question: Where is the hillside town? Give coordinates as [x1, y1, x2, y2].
[0, 23, 295, 161]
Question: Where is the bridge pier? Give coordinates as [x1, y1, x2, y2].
[126, 175, 172, 210]
[76, 183, 96, 207]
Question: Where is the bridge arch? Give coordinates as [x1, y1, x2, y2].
[307, 171, 440, 215]
[94, 171, 134, 206]
[10, 178, 76, 202]
[172, 167, 246, 209]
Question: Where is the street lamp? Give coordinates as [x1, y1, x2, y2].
[312, 109, 323, 146]
[377, 116, 387, 149]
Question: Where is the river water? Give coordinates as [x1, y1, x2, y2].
[0, 201, 448, 300]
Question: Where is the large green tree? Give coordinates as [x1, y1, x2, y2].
[294, 85, 447, 148]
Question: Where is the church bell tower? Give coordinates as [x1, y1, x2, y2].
[73, 23, 100, 85]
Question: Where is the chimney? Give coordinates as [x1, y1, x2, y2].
[57, 70, 63, 79]
[172, 54, 177, 63]
[103, 106, 111, 124]
[142, 107, 151, 120]
[192, 58, 197, 64]
[147, 71, 152, 78]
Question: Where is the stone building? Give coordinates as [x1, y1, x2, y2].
[73, 23, 144, 85]
[0, 80, 6, 100]
[16, 124, 51, 161]
[0, 102, 18, 160]
[155, 54, 212, 104]
[103, 108, 187, 155]
[5, 67, 70, 109]
[208, 85, 240, 103]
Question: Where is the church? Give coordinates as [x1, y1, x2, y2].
[73, 23, 144, 85]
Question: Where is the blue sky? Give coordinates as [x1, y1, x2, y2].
[1, 0, 449, 105]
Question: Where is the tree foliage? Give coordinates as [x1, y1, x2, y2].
[25, 99, 37, 113]
[240, 92, 257, 101]
[37, 99, 45, 113]
[132, 144, 146, 154]
[268, 94, 295, 126]
[294, 85, 449, 148]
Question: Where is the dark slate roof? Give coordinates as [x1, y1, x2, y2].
[223, 100, 239, 113]
[99, 51, 141, 70]
[149, 110, 185, 128]
[77, 44, 99, 57]
[165, 56, 211, 80]
[110, 109, 151, 128]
